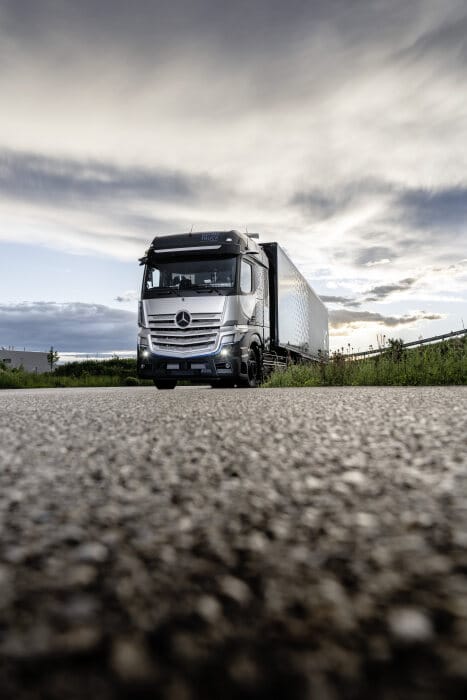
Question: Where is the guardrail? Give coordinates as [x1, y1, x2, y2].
[345, 328, 467, 359]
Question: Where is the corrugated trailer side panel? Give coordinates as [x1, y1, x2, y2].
[262, 243, 328, 360]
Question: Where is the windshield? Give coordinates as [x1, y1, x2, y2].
[143, 256, 237, 297]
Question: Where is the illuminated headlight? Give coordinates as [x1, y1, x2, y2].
[142, 349, 149, 358]
[221, 347, 230, 357]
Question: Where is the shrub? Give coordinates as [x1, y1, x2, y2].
[55, 358, 137, 378]
[123, 376, 140, 386]
[263, 336, 467, 388]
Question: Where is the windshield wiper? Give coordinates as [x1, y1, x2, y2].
[156, 287, 181, 296]
[191, 284, 223, 295]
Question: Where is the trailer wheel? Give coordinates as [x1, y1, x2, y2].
[153, 380, 177, 390]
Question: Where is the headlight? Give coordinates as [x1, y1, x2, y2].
[142, 349, 149, 358]
[221, 334, 235, 345]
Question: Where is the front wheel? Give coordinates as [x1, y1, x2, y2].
[241, 346, 262, 388]
[153, 380, 177, 390]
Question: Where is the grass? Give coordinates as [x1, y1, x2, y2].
[2, 338, 466, 389]
[0, 371, 153, 390]
[263, 337, 467, 388]
[0, 358, 152, 389]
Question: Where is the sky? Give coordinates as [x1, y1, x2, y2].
[0, 0, 466, 356]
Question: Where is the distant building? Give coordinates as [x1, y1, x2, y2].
[0, 349, 51, 373]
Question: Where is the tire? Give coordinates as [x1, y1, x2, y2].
[241, 346, 261, 388]
[153, 380, 177, 390]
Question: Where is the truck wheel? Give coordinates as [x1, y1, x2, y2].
[153, 380, 177, 390]
[242, 346, 261, 388]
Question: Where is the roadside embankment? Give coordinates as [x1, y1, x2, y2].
[264, 337, 467, 387]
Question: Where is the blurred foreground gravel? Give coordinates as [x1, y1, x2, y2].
[0, 385, 466, 699]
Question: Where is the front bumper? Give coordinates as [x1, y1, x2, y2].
[137, 342, 245, 382]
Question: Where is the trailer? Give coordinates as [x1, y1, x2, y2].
[262, 242, 328, 362]
[137, 231, 328, 388]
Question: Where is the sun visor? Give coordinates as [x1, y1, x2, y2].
[151, 242, 241, 259]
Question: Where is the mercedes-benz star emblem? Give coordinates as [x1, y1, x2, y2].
[175, 310, 191, 328]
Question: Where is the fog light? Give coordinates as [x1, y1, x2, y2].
[225, 362, 231, 369]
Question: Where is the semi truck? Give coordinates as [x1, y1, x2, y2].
[137, 231, 328, 389]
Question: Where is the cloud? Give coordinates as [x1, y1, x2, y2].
[365, 259, 391, 267]
[0, 148, 231, 259]
[321, 295, 361, 308]
[401, 13, 467, 68]
[0, 302, 136, 352]
[0, 149, 215, 207]
[363, 277, 418, 302]
[291, 191, 346, 220]
[396, 186, 467, 232]
[354, 246, 395, 266]
[292, 179, 466, 270]
[0, 1, 424, 76]
[330, 309, 443, 329]
[115, 291, 139, 303]
[321, 275, 421, 306]
[290, 179, 394, 221]
[0, 0, 323, 52]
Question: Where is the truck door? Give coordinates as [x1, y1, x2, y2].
[256, 264, 269, 345]
[239, 259, 269, 344]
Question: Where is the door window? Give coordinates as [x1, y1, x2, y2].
[240, 261, 253, 293]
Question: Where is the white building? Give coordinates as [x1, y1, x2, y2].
[0, 349, 51, 373]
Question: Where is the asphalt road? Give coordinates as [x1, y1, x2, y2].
[0, 385, 466, 700]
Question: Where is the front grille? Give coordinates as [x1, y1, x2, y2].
[148, 312, 222, 354]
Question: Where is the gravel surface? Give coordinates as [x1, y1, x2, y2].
[0, 385, 466, 700]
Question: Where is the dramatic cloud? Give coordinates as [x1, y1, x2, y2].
[330, 310, 443, 329]
[321, 295, 361, 308]
[363, 277, 419, 302]
[0, 302, 136, 352]
[291, 179, 394, 220]
[0, 150, 214, 206]
[397, 187, 467, 232]
[400, 13, 467, 67]
[0, 0, 466, 350]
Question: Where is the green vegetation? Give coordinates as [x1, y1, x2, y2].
[54, 358, 137, 378]
[2, 338, 466, 389]
[47, 345, 60, 371]
[0, 358, 152, 389]
[263, 336, 467, 388]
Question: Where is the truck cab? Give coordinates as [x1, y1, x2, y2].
[137, 231, 269, 388]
